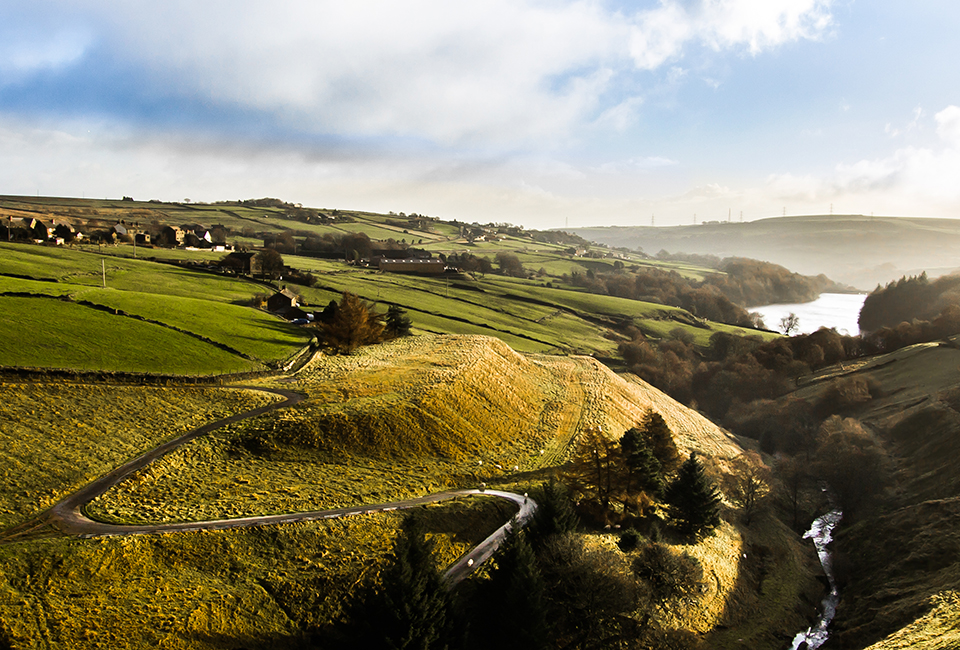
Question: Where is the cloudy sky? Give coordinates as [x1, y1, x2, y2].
[2, 1, 959, 228]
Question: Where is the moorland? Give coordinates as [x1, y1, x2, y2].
[0, 195, 958, 649]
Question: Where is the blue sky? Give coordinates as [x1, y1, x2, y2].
[2, 0, 960, 229]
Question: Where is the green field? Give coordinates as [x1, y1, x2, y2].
[0, 243, 312, 374]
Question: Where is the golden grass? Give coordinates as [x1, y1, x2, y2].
[0, 382, 280, 529]
[864, 591, 960, 650]
[0, 335, 814, 648]
[0, 497, 511, 650]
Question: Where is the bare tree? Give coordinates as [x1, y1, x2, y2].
[780, 312, 800, 335]
[723, 450, 771, 526]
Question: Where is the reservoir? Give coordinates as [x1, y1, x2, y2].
[749, 293, 867, 336]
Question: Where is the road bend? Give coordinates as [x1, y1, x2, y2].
[0, 385, 537, 585]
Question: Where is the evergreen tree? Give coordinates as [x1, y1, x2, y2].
[386, 304, 413, 337]
[482, 532, 549, 650]
[527, 480, 580, 548]
[665, 452, 722, 539]
[639, 410, 679, 470]
[620, 427, 663, 496]
[356, 517, 455, 649]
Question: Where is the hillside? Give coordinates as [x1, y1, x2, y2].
[0, 335, 819, 649]
[0, 200, 776, 375]
[776, 339, 960, 648]
[568, 215, 960, 289]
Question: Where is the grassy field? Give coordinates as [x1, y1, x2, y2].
[0, 497, 512, 650]
[0, 244, 312, 374]
[0, 383, 280, 529]
[0, 334, 819, 649]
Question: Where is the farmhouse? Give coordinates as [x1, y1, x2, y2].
[378, 258, 447, 275]
[219, 251, 255, 274]
[267, 288, 300, 313]
[158, 226, 185, 247]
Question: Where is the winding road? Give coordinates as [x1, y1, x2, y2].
[0, 386, 537, 587]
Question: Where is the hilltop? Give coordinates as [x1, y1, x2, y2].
[568, 215, 960, 290]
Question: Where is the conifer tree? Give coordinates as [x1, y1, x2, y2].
[665, 451, 722, 538]
[483, 532, 548, 650]
[359, 517, 455, 650]
[620, 427, 663, 496]
[527, 480, 580, 548]
[386, 304, 413, 337]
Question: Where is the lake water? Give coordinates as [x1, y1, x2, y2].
[749, 293, 868, 336]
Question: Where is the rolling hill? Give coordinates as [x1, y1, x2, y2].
[568, 215, 960, 290]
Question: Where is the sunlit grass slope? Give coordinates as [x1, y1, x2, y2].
[0, 243, 312, 374]
[0, 334, 816, 649]
[0, 383, 279, 529]
[90, 334, 746, 525]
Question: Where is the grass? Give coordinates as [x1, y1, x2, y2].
[0, 296, 261, 374]
[0, 383, 281, 529]
[0, 244, 312, 373]
[0, 334, 817, 648]
[0, 494, 514, 650]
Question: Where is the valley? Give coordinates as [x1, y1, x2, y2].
[0, 196, 958, 649]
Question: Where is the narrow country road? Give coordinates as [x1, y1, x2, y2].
[0, 385, 536, 586]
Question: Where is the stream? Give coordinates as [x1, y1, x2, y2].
[789, 508, 843, 650]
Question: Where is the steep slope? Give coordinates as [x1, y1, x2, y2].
[269, 334, 745, 463]
[776, 339, 960, 648]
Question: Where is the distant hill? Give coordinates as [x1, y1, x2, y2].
[567, 215, 960, 290]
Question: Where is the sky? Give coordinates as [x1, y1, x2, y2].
[2, 0, 960, 229]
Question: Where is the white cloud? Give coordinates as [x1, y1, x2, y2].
[935, 105, 960, 148]
[629, 0, 833, 70]
[3, 0, 835, 148]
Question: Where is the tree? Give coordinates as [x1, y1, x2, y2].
[319, 291, 386, 353]
[632, 542, 704, 607]
[539, 533, 638, 649]
[723, 450, 771, 526]
[620, 427, 663, 496]
[780, 312, 800, 335]
[527, 480, 580, 547]
[339, 516, 456, 649]
[385, 305, 413, 338]
[495, 252, 525, 278]
[665, 452, 722, 538]
[482, 532, 549, 650]
[563, 428, 621, 508]
[254, 248, 284, 280]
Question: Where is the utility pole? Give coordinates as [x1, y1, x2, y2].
[651, 214, 655, 227]
[101, 259, 106, 288]
[728, 208, 731, 223]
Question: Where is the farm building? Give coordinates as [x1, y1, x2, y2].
[157, 226, 185, 247]
[267, 288, 300, 313]
[219, 251, 255, 274]
[378, 258, 447, 275]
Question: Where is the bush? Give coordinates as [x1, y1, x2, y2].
[632, 542, 705, 605]
[617, 528, 641, 552]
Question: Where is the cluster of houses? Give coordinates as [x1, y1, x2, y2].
[0, 216, 231, 251]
